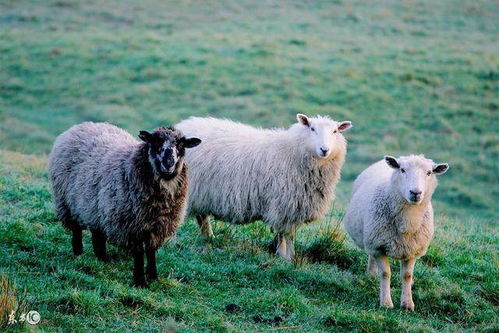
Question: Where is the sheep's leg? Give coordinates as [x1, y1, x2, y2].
[60, 205, 82, 256]
[367, 255, 378, 276]
[71, 225, 83, 256]
[400, 258, 416, 311]
[374, 255, 393, 308]
[275, 232, 293, 261]
[132, 243, 147, 288]
[145, 244, 158, 281]
[54, 198, 83, 256]
[286, 232, 296, 261]
[196, 215, 214, 241]
[91, 229, 108, 262]
[275, 233, 287, 259]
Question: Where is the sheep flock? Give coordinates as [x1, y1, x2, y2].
[48, 115, 449, 310]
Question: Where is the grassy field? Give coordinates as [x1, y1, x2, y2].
[0, 0, 498, 331]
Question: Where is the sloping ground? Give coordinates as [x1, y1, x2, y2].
[1, 0, 498, 220]
[0, 149, 497, 331]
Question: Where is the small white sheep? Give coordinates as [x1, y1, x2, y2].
[343, 154, 449, 310]
[176, 114, 352, 261]
[49, 122, 201, 287]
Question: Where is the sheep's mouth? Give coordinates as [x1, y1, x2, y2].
[407, 197, 423, 205]
[315, 151, 330, 159]
[159, 170, 177, 180]
[158, 164, 177, 179]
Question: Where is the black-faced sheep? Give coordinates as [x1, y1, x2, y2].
[343, 154, 449, 310]
[176, 114, 352, 260]
[48, 122, 201, 287]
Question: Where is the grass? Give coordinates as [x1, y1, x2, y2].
[0, 0, 498, 331]
[0, 274, 28, 329]
[0, 150, 497, 332]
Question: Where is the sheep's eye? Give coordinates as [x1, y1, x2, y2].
[333, 130, 337, 134]
[400, 168, 406, 173]
[426, 171, 432, 176]
[311, 127, 315, 132]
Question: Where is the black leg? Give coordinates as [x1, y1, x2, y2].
[72, 226, 83, 256]
[268, 234, 279, 254]
[132, 243, 147, 288]
[145, 246, 158, 281]
[91, 229, 108, 262]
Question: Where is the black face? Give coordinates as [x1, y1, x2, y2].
[139, 127, 201, 180]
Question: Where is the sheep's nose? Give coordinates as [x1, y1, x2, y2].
[320, 147, 329, 154]
[409, 190, 422, 202]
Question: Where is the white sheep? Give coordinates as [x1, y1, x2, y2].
[176, 114, 352, 260]
[343, 154, 449, 310]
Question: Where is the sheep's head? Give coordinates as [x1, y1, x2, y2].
[296, 114, 352, 159]
[139, 127, 201, 180]
[385, 155, 449, 205]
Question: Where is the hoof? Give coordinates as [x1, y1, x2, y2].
[97, 256, 110, 263]
[380, 301, 394, 309]
[147, 273, 158, 281]
[401, 302, 415, 311]
[202, 235, 214, 244]
[277, 252, 293, 262]
[133, 280, 149, 289]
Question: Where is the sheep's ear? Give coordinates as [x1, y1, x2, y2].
[296, 114, 310, 127]
[384, 155, 400, 169]
[337, 121, 352, 132]
[433, 163, 449, 175]
[138, 130, 152, 143]
[183, 137, 202, 149]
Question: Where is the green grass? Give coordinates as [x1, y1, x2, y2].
[0, 0, 498, 331]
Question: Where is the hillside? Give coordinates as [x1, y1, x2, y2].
[1, 0, 498, 220]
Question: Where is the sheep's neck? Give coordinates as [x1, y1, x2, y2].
[386, 189, 430, 235]
[131, 144, 155, 185]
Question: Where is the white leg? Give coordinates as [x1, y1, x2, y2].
[276, 233, 288, 260]
[375, 255, 393, 308]
[367, 255, 378, 276]
[276, 232, 295, 261]
[196, 215, 214, 240]
[400, 258, 416, 311]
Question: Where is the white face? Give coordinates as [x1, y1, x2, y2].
[297, 114, 352, 159]
[385, 155, 449, 204]
[158, 141, 179, 174]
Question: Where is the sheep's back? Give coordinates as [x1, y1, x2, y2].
[49, 122, 138, 230]
[352, 160, 391, 195]
[177, 117, 342, 230]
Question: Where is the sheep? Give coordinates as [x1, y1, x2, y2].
[343, 154, 449, 310]
[176, 114, 352, 261]
[48, 122, 201, 287]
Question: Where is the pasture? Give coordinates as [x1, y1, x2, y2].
[0, 0, 497, 331]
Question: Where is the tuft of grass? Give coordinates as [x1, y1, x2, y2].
[0, 275, 28, 330]
[323, 309, 402, 332]
[303, 218, 360, 270]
